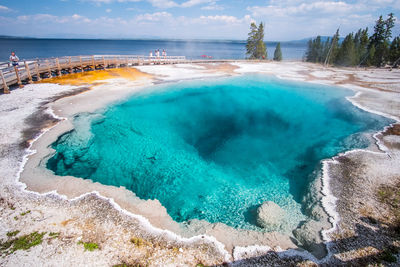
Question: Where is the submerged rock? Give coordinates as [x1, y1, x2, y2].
[256, 201, 285, 228]
[293, 219, 327, 259]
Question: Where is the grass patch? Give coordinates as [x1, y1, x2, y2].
[78, 241, 99, 251]
[48, 232, 60, 239]
[0, 231, 46, 255]
[130, 237, 148, 247]
[20, 210, 31, 216]
[380, 249, 397, 263]
[379, 247, 399, 263]
[6, 231, 20, 237]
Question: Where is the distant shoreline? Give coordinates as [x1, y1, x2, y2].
[0, 35, 314, 43]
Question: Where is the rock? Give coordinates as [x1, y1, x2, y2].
[256, 201, 285, 228]
[293, 219, 327, 259]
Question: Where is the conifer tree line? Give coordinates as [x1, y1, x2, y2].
[246, 22, 283, 61]
[305, 13, 400, 67]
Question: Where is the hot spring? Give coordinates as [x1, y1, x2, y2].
[47, 75, 392, 233]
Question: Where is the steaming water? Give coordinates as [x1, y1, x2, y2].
[47, 75, 392, 233]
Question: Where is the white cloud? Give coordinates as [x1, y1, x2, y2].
[181, 0, 212, 8]
[85, 0, 216, 8]
[247, 1, 369, 18]
[201, 1, 223, 10]
[136, 11, 172, 21]
[7, 11, 254, 39]
[196, 14, 252, 24]
[85, 0, 141, 3]
[245, 0, 400, 40]
[17, 13, 92, 24]
[0, 5, 11, 12]
[147, 0, 178, 8]
[106, 8, 112, 12]
[5, 0, 398, 40]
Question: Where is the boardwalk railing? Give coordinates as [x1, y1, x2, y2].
[0, 55, 187, 93]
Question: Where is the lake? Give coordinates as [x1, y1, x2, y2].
[0, 38, 307, 61]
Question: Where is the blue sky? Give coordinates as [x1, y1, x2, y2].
[0, 0, 399, 40]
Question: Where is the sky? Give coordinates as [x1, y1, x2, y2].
[0, 0, 399, 41]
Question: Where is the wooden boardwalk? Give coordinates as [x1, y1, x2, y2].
[0, 55, 194, 93]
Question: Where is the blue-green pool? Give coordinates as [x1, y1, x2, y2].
[47, 75, 392, 232]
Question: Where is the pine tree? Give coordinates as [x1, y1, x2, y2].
[305, 36, 325, 63]
[384, 13, 395, 40]
[256, 22, 267, 59]
[246, 22, 267, 59]
[355, 28, 369, 66]
[322, 37, 331, 63]
[369, 13, 396, 66]
[390, 36, 400, 67]
[273, 42, 282, 61]
[325, 29, 340, 65]
[315, 36, 324, 63]
[366, 44, 376, 66]
[335, 33, 357, 66]
[305, 39, 314, 62]
[246, 22, 258, 59]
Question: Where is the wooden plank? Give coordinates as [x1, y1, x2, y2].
[24, 61, 33, 83]
[0, 70, 10, 93]
[14, 66, 23, 88]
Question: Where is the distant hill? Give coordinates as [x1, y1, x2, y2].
[0, 35, 35, 39]
[288, 36, 345, 44]
[0, 35, 340, 44]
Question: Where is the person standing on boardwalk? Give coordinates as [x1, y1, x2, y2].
[9, 51, 19, 67]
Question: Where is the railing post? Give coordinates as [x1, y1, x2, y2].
[102, 56, 106, 68]
[92, 55, 95, 70]
[55, 58, 61, 76]
[79, 56, 84, 71]
[24, 61, 33, 83]
[0, 70, 10, 93]
[46, 60, 52, 77]
[35, 61, 41, 81]
[14, 66, 23, 88]
[68, 57, 73, 73]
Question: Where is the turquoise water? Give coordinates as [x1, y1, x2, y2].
[47, 75, 392, 232]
